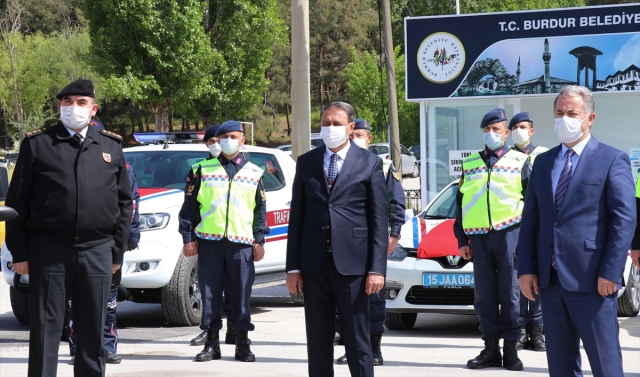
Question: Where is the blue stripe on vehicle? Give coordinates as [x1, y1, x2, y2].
[267, 225, 288, 237]
[140, 189, 182, 202]
[413, 217, 419, 248]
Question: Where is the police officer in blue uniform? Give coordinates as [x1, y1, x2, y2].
[188, 125, 251, 347]
[179, 121, 268, 362]
[508, 112, 547, 352]
[453, 109, 531, 371]
[335, 118, 406, 366]
[67, 119, 141, 365]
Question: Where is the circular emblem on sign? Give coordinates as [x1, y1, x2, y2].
[417, 32, 465, 84]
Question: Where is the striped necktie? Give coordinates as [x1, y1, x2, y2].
[552, 148, 574, 269]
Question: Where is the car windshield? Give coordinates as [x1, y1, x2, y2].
[423, 184, 457, 219]
[369, 145, 389, 154]
[124, 150, 286, 192]
[311, 138, 325, 148]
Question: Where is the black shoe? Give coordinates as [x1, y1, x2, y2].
[503, 339, 524, 371]
[106, 352, 122, 364]
[195, 330, 221, 362]
[234, 330, 255, 362]
[371, 331, 383, 366]
[336, 353, 348, 364]
[69, 356, 74, 365]
[516, 328, 529, 351]
[529, 325, 546, 352]
[467, 338, 502, 369]
[190, 330, 208, 346]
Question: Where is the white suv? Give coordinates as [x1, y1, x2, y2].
[369, 143, 419, 178]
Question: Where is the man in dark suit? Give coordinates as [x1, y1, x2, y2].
[518, 85, 636, 377]
[286, 102, 388, 377]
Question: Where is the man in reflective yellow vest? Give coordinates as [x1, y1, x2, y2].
[453, 108, 532, 371]
[632, 178, 640, 271]
[179, 120, 268, 363]
[508, 112, 548, 352]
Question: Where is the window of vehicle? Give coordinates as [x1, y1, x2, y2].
[423, 184, 457, 219]
[369, 145, 389, 155]
[246, 152, 285, 191]
[311, 138, 325, 148]
[124, 151, 210, 189]
[0, 164, 9, 202]
[400, 145, 411, 155]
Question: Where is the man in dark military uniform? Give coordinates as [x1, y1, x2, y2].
[188, 124, 252, 347]
[508, 112, 547, 352]
[453, 109, 531, 371]
[179, 120, 267, 362]
[6, 79, 133, 377]
[335, 118, 405, 366]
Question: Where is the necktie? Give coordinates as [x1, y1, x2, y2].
[327, 153, 338, 185]
[73, 133, 83, 145]
[552, 148, 574, 269]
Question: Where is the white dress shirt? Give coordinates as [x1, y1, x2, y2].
[552, 134, 591, 199]
[64, 124, 89, 140]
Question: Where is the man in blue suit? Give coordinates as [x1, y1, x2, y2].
[518, 85, 636, 377]
[286, 102, 388, 377]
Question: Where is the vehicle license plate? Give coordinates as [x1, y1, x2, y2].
[423, 273, 474, 287]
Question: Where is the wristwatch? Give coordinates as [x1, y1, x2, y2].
[389, 232, 401, 240]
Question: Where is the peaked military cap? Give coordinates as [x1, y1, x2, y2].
[480, 108, 507, 129]
[508, 112, 534, 130]
[203, 124, 221, 142]
[353, 118, 370, 131]
[215, 121, 244, 137]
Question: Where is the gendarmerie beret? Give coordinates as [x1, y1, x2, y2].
[203, 124, 221, 142]
[56, 79, 96, 100]
[508, 112, 533, 130]
[215, 120, 244, 137]
[353, 118, 370, 131]
[480, 108, 507, 129]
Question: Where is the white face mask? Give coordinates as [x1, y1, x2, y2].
[511, 128, 531, 145]
[208, 143, 222, 157]
[60, 105, 92, 130]
[483, 131, 504, 150]
[554, 116, 587, 144]
[220, 138, 240, 155]
[352, 138, 367, 149]
[320, 126, 348, 149]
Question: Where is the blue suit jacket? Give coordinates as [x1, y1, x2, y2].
[286, 142, 389, 276]
[518, 136, 636, 292]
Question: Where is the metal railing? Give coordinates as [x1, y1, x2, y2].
[404, 190, 422, 213]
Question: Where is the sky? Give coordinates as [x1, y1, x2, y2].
[474, 32, 640, 83]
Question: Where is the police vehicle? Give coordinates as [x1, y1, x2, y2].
[1, 139, 296, 326]
[385, 180, 640, 330]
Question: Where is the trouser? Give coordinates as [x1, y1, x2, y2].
[469, 227, 521, 341]
[518, 290, 543, 327]
[67, 269, 120, 356]
[28, 238, 113, 377]
[302, 254, 373, 377]
[336, 283, 386, 334]
[198, 238, 255, 331]
[541, 269, 623, 377]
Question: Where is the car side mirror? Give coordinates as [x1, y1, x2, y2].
[0, 206, 18, 222]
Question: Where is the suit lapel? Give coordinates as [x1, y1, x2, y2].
[557, 137, 599, 216]
[545, 145, 561, 215]
[314, 147, 330, 194]
[330, 142, 360, 195]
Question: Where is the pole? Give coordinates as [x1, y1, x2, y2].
[240, 122, 254, 145]
[381, 0, 401, 176]
[456, 0, 460, 15]
[291, 0, 311, 161]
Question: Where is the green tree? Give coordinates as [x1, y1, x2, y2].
[85, 0, 216, 131]
[21, 0, 87, 34]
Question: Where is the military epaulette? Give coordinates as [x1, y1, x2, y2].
[99, 129, 123, 142]
[25, 128, 50, 138]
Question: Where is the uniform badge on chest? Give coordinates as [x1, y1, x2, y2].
[103, 153, 111, 163]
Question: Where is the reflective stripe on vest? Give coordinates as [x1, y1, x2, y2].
[192, 159, 264, 245]
[528, 146, 549, 164]
[459, 150, 527, 235]
[382, 159, 392, 179]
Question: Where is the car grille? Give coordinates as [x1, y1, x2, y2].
[404, 286, 475, 306]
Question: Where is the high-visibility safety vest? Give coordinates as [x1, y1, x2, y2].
[192, 159, 264, 245]
[528, 146, 548, 164]
[636, 178, 640, 198]
[459, 150, 528, 235]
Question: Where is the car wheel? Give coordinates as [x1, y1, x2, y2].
[618, 264, 640, 317]
[290, 292, 304, 306]
[384, 312, 417, 330]
[161, 254, 202, 326]
[9, 286, 30, 325]
[410, 163, 419, 178]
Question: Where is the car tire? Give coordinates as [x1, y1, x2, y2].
[384, 312, 417, 330]
[617, 264, 640, 317]
[410, 163, 419, 178]
[290, 292, 304, 306]
[161, 254, 202, 326]
[9, 286, 30, 325]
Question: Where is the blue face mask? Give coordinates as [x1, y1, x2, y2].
[220, 138, 240, 155]
[483, 131, 504, 150]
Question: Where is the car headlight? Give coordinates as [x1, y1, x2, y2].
[388, 244, 409, 261]
[139, 213, 170, 231]
[385, 280, 403, 300]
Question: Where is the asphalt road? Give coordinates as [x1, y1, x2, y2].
[1, 282, 639, 377]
